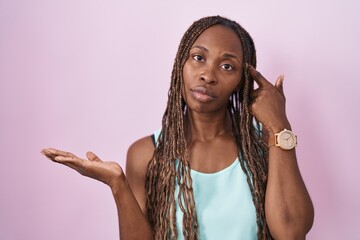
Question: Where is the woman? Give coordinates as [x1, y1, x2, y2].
[42, 16, 314, 239]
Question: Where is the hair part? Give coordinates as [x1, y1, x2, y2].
[145, 15, 272, 240]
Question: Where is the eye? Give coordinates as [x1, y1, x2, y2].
[221, 63, 234, 71]
[192, 54, 204, 62]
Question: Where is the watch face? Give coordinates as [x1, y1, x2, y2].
[278, 130, 296, 150]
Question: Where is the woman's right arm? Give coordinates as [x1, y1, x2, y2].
[115, 136, 155, 239]
[41, 136, 155, 240]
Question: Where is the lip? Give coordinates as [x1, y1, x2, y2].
[190, 86, 217, 102]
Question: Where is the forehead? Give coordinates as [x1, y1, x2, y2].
[191, 24, 243, 56]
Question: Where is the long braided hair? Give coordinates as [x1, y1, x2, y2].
[145, 16, 271, 239]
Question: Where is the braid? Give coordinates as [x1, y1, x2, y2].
[145, 16, 272, 239]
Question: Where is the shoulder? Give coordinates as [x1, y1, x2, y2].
[126, 135, 155, 176]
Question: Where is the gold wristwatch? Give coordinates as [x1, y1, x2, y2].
[274, 129, 297, 150]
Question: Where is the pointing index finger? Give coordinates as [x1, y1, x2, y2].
[248, 65, 272, 88]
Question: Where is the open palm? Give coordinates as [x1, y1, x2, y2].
[41, 148, 123, 189]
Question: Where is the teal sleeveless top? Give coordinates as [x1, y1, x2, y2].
[154, 130, 258, 240]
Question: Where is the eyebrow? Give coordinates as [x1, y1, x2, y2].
[191, 45, 241, 64]
[191, 45, 208, 52]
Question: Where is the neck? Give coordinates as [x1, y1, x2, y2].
[184, 108, 232, 142]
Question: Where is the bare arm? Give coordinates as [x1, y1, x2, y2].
[111, 173, 153, 240]
[41, 136, 155, 240]
[265, 129, 314, 239]
[249, 66, 314, 239]
[120, 135, 155, 239]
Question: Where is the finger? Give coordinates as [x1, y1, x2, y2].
[86, 151, 102, 162]
[41, 151, 56, 161]
[43, 148, 77, 158]
[248, 65, 272, 88]
[53, 156, 88, 174]
[41, 149, 59, 160]
[53, 156, 85, 169]
[54, 156, 80, 163]
[249, 103, 256, 117]
[250, 88, 262, 99]
[54, 156, 107, 180]
[275, 74, 285, 96]
[41, 149, 51, 156]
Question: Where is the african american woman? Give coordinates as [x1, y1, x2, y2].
[42, 16, 314, 240]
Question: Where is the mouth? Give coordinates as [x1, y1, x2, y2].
[190, 86, 217, 102]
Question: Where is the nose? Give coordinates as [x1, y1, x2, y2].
[200, 64, 217, 84]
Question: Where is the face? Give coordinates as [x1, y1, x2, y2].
[182, 24, 243, 114]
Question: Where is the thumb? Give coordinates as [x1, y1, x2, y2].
[86, 151, 102, 162]
[275, 74, 285, 96]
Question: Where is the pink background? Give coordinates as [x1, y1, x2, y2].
[1, 0, 359, 239]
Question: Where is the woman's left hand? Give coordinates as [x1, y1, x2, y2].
[248, 65, 291, 135]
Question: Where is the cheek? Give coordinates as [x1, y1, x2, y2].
[181, 63, 190, 100]
[182, 62, 196, 95]
[235, 77, 243, 91]
[182, 62, 192, 84]
[232, 70, 244, 92]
